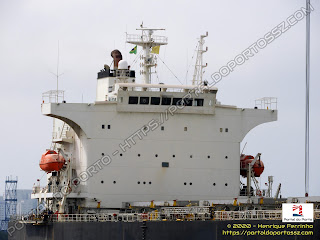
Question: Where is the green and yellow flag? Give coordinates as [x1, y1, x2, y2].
[129, 45, 137, 54]
[151, 45, 160, 54]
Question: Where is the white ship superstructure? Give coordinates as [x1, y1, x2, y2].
[32, 26, 277, 213]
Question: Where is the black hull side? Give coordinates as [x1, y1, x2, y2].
[9, 220, 320, 240]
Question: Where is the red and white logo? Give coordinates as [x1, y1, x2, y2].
[282, 203, 313, 222]
[292, 205, 303, 216]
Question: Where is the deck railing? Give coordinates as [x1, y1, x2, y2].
[11, 210, 320, 223]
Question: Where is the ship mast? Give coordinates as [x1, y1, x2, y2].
[126, 24, 168, 84]
[192, 32, 208, 85]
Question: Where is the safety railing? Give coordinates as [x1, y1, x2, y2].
[11, 209, 320, 223]
[214, 210, 282, 220]
[126, 34, 168, 45]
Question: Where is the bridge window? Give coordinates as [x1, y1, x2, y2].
[172, 98, 182, 105]
[194, 99, 204, 106]
[140, 97, 149, 105]
[161, 97, 172, 105]
[151, 97, 160, 105]
[183, 98, 193, 106]
[128, 96, 138, 104]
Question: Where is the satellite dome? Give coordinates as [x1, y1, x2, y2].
[118, 60, 128, 70]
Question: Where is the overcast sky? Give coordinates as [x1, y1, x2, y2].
[0, 0, 319, 198]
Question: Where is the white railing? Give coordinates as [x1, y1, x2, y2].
[12, 210, 320, 223]
[49, 211, 210, 222]
[161, 207, 210, 214]
[214, 210, 282, 220]
[215, 209, 320, 220]
[42, 90, 65, 103]
[126, 34, 168, 44]
[255, 97, 277, 110]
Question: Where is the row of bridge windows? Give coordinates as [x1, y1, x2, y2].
[128, 96, 204, 106]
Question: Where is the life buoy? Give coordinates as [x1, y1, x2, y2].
[256, 189, 262, 196]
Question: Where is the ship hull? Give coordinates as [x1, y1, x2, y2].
[9, 220, 319, 240]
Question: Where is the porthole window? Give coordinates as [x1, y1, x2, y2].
[225, 156, 228, 159]
[149, 182, 152, 185]
[189, 182, 192, 185]
[143, 181, 146, 185]
[184, 182, 187, 185]
[190, 155, 193, 158]
[155, 154, 158, 157]
[101, 181, 104, 184]
[213, 183, 216, 186]
[207, 156, 210, 159]
[138, 154, 141, 157]
[225, 183, 228, 186]
[102, 153, 104, 156]
[138, 181, 140, 184]
[120, 153, 123, 157]
[173, 155, 175, 158]
[113, 181, 116, 184]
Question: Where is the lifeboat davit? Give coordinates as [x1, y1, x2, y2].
[40, 150, 65, 172]
[240, 154, 264, 177]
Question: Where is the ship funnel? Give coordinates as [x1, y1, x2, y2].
[111, 49, 122, 69]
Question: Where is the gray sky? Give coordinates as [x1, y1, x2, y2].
[0, 0, 319, 198]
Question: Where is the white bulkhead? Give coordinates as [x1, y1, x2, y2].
[34, 27, 277, 212]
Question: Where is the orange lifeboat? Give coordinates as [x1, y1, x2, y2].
[240, 154, 264, 177]
[40, 150, 65, 172]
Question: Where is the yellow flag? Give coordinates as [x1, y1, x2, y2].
[151, 46, 160, 54]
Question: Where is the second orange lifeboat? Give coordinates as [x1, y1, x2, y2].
[240, 154, 264, 177]
[40, 150, 65, 173]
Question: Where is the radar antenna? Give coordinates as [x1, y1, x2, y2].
[126, 24, 168, 84]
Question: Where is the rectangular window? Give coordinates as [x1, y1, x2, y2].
[172, 98, 182, 106]
[108, 125, 111, 129]
[140, 97, 149, 105]
[162, 162, 169, 168]
[102, 125, 105, 129]
[151, 97, 161, 105]
[184, 127, 187, 131]
[183, 98, 193, 106]
[220, 128, 223, 132]
[161, 97, 172, 105]
[194, 99, 204, 106]
[161, 126, 164, 131]
[225, 128, 228, 132]
[128, 96, 138, 104]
